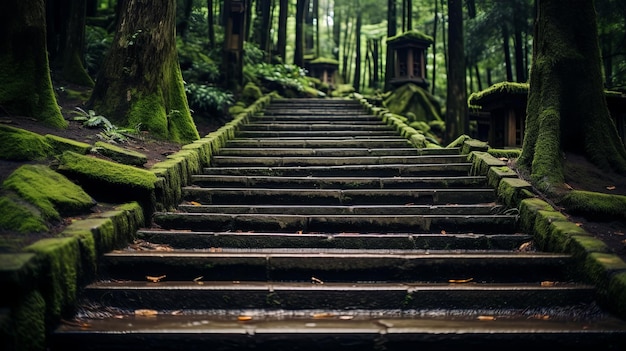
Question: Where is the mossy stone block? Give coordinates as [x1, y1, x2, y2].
[0, 253, 38, 299]
[487, 166, 517, 189]
[560, 190, 626, 221]
[24, 237, 80, 322]
[462, 139, 489, 154]
[608, 272, 626, 319]
[497, 177, 533, 207]
[168, 149, 202, 182]
[533, 210, 568, 249]
[548, 221, 590, 252]
[469, 151, 506, 176]
[0, 196, 48, 233]
[57, 151, 157, 217]
[409, 133, 427, 148]
[2, 165, 95, 221]
[519, 198, 554, 233]
[93, 141, 148, 166]
[564, 235, 611, 260]
[45, 134, 91, 155]
[0, 125, 52, 161]
[10, 290, 46, 351]
[584, 253, 626, 293]
[182, 140, 212, 167]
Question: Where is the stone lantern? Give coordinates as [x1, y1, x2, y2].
[306, 58, 339, 90]
[223, 0, 246, 89]
[386, 30, 433, 89]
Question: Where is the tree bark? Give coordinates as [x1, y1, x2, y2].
[518, 0, 626, 190]
[0, 0, 66, 128]
[277, 0, 288, 62]
[61, 0, 94, 87]
[87, 0, 199, 143]
[353, 3, 362, 92]
[384, 0, 397, 91]
[294, 0, 305, 66]
[445, 0, 468, 144]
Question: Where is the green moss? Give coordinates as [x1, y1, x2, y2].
[0, 125, 53, 161]
[519, 198, 554, 237]
[45, 134, 92, 155]
[93, 141, 148, 166]
[242, 82, 263, 103]
[467, 82, 529, 106]
[559, 190, 626, 221]
[446, 134, 471, 148]
[2, 165, 95, 221]
[497, 177, 533, 208]
[12, 290, 46, 351]
[309, 57, 340, 65]
[387, 29, 433, 44]
[462, 140, 489, 155]
[468, 151, 506, 176]
[608, 272, 626, 319]
[383, 83, 442, 123]
[24, 237, 80, 323]
[0, 196, 48, 233]
[487, 166, 517, 189]
[584, 253, 626, 295]
[548, 221, 590, 252]
[488, 148, 522, 159]
[564, 235, 611, 260]
[533, 210, 568, 249]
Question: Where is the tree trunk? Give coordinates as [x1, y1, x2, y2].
[208, 0, 215, 49]
[0, 0, 66, 128]
[384, 0, 397, 91]
[513, 5, 526, 82]
[518, 0, 626, 189]
[87, 0, 199, 143]
[445, 0, 468, 144]
[61, 0, 94, 87]
[430, 0, 438, 95]
[502, 24, 513, 81]
[176, 0, 193, 39]
[294, 0, 305, 66]
[332, 1, 341, 60]
[353, 3, 362, 92]
[406, 0, 412, 31]
[277, 0, 288, 62]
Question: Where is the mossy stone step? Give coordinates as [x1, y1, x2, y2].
[216, 147, 459, 157]
[225, 138, 414, 148]
[136, 229, 531, 251]
[152, 212, 517, 234]
[236, 130, 399, 138]
[201, 164, 472, 177]
[252, 114, 382, 122]
[240, 123, 393, 132]
[189, 175, 488, 189]
[210, 155, 468, 167]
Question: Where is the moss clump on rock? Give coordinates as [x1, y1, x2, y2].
[2, 165, 95, 222]
[383, 83, 442, 123]
[559, 190, 626, 221]
[0, 196, 48, 233]
[44, 134, 92, 155]
[92, 141, 148, 166]
[0, 125, 53, 161]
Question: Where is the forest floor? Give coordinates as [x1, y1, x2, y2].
[1, 81, 625, 261]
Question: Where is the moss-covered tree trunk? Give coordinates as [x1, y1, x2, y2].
[0, 0, 66, 128]
[444, 0, 468, 144]
[518, 0, 626, 191]
[87, 0, 199, 144]
[61, 0, 95, 87]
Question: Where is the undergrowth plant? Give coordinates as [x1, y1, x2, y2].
[71, 107, 140, 143]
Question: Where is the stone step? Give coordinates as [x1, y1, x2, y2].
[96, 249, 577, 283]
[180, 187, 497, 205]
[251, 116, 384, 122]
[189, 175, 488, 189]
[209, 155, 468, 167]
[216, 147, 454, 157]
[225, 138, 415, 148]
[152, 212, 517, 234]
[135, 229, 531, 251]
[236, 130, 400, 138]
[240, 123, 394, 131]
[201, 164, 472, 177]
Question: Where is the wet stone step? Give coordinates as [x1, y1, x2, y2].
[97, 249, 577, 283]
[216, 147, 454, 157]
[240, 123, 394, 131]
[225, 138, 415, 148]
[201, 164, 472, 177]
[209, 155, 468, 167]
[251, 116, 384, 123]
[51, 311, 626, 351]
[181, 187, 497, 205]
[152, 212, 518, 234]
[135, 230, 532, 251]
[236, 130, 400, 138]
[78, 281, 595, 311]
[177, 203, 499, 215]
[189, 175, 488, 189]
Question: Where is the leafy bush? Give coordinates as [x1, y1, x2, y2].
[85, 25, 113, 77]
[184, 83, 234, 116]
[71, 108, 140, 143]
[244, 63, 310, 95]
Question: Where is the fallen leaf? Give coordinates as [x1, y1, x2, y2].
[541, 281, 555, 287]
[238, 316, 252, 321]
[440, 230, 446, 235]
[209, 247, 223, 253]
[193, 276, 203, 282]
[339, 315, 354, 320]
[311, 276, 324, 284]
[312, 312, 335, 319]
[146, 275, 166, 283]
[135, 309, 158, 317]
[575, 222, 583, 227]
[518, 241, 534, 252]
[606, 185, 616, 190]
[171, 310, 183, 315]
[448, 278, 473, 284]
[297, 230, 303, 234]
[477, 315, 496, 321]
[564, 183, 573, 190]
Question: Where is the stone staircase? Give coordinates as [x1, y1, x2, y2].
[51, 98, 626, 350]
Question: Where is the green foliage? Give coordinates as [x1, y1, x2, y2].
[84, 25, 113, 77]
[184, 83, 234, 116]
[244, 42, 266, 65]
[71, 108, 140, 143]
[244, 63, 310, 95]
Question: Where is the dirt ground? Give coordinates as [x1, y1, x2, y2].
[1, 83, 625, 261]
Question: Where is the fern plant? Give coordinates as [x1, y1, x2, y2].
[71, 107, 140, 143]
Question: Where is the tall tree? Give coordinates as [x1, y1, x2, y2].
[0, 0, 66, 128]
[60, 0, 94, 87]
[518, 0, 626, 191]
[445, 0, 468, 143]
[353, 1, 362, 91]
[277, 0, 288, 62]
[384, 0, 397, 90]
[294, 0, 306, 66]
[87, 0, 199, 143]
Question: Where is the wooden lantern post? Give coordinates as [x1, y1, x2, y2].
[223, 0, 246, 90]
[385, 30, 433, 89]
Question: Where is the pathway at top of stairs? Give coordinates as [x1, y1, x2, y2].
[52, 98, 626, 350]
